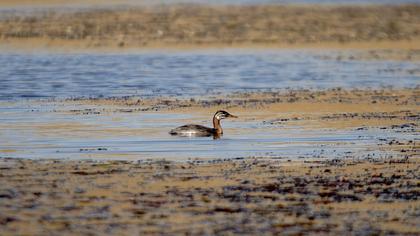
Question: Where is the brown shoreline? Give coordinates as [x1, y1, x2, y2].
[1, 5, 420, 51]
[2, 38, 420, 53]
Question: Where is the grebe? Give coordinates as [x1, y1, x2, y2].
[169, 110, 238, 138]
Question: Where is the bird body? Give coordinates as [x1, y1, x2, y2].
[169, 124, 216, 137]
[169, 110, 237, 138]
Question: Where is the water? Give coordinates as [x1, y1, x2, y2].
[160, 0, 420, 5]
[0, 50, 419, 101]
[0, 49, 418, 160]
[1, 0, 419, 18]
[0, 103, 414, 160]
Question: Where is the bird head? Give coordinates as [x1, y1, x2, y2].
[214, 110, 238, 120]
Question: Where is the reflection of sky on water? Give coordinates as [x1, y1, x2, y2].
[0, 0, 419, 15]
[0, 105, 414, 160]
[0, 50, 419, 101]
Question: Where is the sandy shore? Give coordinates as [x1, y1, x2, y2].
[0, 157, 418, 235]
[1, 4, 420, 51]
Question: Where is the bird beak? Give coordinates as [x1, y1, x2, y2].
[229, 114, 238, 118]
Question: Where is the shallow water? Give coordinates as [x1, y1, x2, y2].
[0, 50, 419, 101]
[0, 101, 415, 160]
[0, 49, 418, 160]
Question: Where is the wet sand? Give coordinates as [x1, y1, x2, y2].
[0, 157, 418, 235]
[60, 88, 420, 130]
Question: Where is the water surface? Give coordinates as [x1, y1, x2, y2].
[0, 49, 418, 160]
[0, 101, 415, 160]
[1, 50, 418, 101]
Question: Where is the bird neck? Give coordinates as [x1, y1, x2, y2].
[213, 117, 223, 134]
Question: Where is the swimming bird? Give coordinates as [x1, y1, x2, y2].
[169, 110, 238, 138]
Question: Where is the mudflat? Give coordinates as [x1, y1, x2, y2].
[0, 157, 418, 235]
